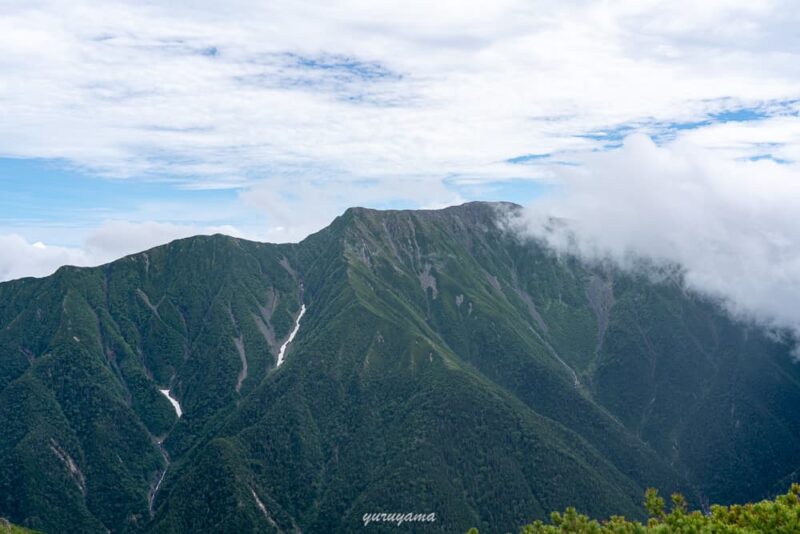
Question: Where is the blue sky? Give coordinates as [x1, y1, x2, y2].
[1, 0, 800, 282]
[0, 158, 252, 246]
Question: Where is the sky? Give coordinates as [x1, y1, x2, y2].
[2, 0, 800, 339]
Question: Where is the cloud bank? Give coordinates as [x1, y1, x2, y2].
[0, 221, 246, 282]
[518, 134, 800, 342]
[1, 0, 799, 186]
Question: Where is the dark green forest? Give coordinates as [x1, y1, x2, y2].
[1, 202, 799, 533]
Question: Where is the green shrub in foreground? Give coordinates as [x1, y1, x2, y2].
[469, 484, 800, 533]
[528, 484, 800, 533]
[0, 518, 39, 534]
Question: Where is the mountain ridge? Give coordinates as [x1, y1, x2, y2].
[1, 201, 799, 533]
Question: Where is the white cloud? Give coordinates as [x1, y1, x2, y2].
[240, 175, 464, 242]
[0, 234, 92, 281]
[0, 0, 798, 184]
[517, 134, 800, 338]
[83, 220, 247, 259]
[679, 115, 800, 161]
[0, 220, 247, 282]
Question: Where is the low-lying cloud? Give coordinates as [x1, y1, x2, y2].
[0, 221, 246, 282]
[518, 134, 800, 342]
[0, 234, 93, 282]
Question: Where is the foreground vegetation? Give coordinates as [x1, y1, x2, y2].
[0, 518, 38, 534]
[512, 484, 800, 532]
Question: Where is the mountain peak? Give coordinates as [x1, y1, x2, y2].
[342, 200, 521, 218]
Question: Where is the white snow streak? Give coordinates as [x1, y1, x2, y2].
[159, 389, 182, 418]
[149, 466, 168, 514]
[276, 304, 306, 367]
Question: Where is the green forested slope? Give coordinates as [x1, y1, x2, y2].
[0, 202, 798, 533]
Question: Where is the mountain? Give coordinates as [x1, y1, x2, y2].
[1, 201, 799, 533]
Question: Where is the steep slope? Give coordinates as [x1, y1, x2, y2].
[0, 236, 304, 533]
[0, 202, 798, 533]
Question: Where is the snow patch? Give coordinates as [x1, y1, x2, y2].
[159, 389, 182, 418]
[276, 304, 306, 367]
